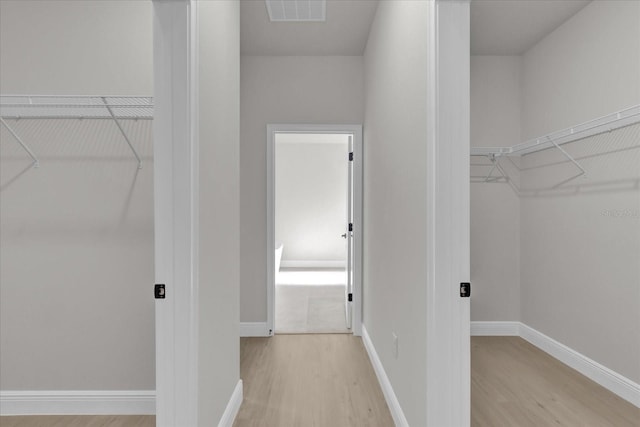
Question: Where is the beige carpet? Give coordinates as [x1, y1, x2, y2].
[275, 284, 350, 334]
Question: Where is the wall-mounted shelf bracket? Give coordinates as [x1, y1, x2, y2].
[483, 154, 502, 182]
[0, 117, 39, 168]
[545, 135, 586, 188]
[101, 97, 143, 169]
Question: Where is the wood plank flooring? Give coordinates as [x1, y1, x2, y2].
[233, 334, 394, 427]
[2, 336, 638, 426]
[472, 336, 640, 427]
[0, 415, 154, 427]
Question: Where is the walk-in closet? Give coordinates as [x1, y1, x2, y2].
[0, 94, 155, 396]
[0, 0, 156, 412]
[470, 1, 640, 423]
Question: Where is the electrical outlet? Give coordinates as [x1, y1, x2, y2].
[392, 333, 398, 359]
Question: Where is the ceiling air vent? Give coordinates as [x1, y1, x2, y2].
[265, 0, 326, 22]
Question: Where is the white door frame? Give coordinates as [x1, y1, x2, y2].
[152, 1, 200, 425]
[425, 1, 471, 426]
[266, 124, 363, 337]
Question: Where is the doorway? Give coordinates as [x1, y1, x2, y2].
[267, 124, 363, 336]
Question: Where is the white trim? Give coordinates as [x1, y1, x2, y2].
[266, 126, 276, 337]
[217, 380, 243, 427]
[518, 323, 640, 408]
[425, 1, 471, 426]
[279, 260, 346, 268]
[361, 326, 409, 427]
[152, 1, 200, 425]
[470, 321, 520, 336]
[240, 322, 271, 337]
[0, 391, 155, 416]
[188, 3, 200, 425]
[266, 124, 363, 337]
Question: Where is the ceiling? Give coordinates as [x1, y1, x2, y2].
[240, 0, 591, 56]
[471, 0, 591, 55]
[241, 0, 379, 56]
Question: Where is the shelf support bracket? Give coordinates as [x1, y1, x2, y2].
[483, 154, 501, 182]
[494, 159, 521, 196]
[547, 135, 586, 187]
[0, 117, 39, 168]
[101, 97, 143, 169]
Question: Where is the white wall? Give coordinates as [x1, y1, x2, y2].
[1, 120, 154, 391]
[521, 0, 640, 139]
[240, 56, 363, 322]
[520, 1, 640, 383]
[470, 56, 521, 321]
[0, 1, 154, 392]
[275, 133, 348, 266]
[363, 2, 429, 425]
[197, 2, 241, 424]
[0, 1, 153, 96]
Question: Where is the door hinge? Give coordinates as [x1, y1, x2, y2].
[349, 152, 354, 161]
[349, 223, 353, 232]
[348, 293, 353, 302]
[460, 282, 471, 298]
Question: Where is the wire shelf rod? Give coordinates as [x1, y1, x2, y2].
[0, 95, 154, 120]
[0, 116, 154, 121]
[1, 94, 153, 99]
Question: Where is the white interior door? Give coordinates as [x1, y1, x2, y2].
[344, 135, 354, 329]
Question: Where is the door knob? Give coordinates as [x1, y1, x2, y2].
[341, 233, 347, 239]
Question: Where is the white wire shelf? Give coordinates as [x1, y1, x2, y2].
[471, 104, 640, 158]
[0, 95, 153, 169]
[471, 105, 640, 192]
[0, 95, 153, 120]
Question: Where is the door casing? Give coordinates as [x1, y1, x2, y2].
[425, 1, 471, 425]
[266, 124, 363, 336]
[152, 1, 200, 425]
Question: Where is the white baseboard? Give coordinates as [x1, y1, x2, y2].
[217, 380, 243, 427]
[471, 321, 519, 336]
[0, 390, 155, 416]
[471, 321, 640, 408]
[280, 260, 345, 268]
[361, 325, 409, 427]
[240, 322, 270, 337]
[518, 323, 640, 408]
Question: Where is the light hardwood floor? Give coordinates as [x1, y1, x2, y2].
[2, 336, 638, 426]
[472, 336, 640, 427]
[0, 415, 154, 427]
[233, 334, 394, 427]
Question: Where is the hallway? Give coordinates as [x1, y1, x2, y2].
[233, 335, 394, 427]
